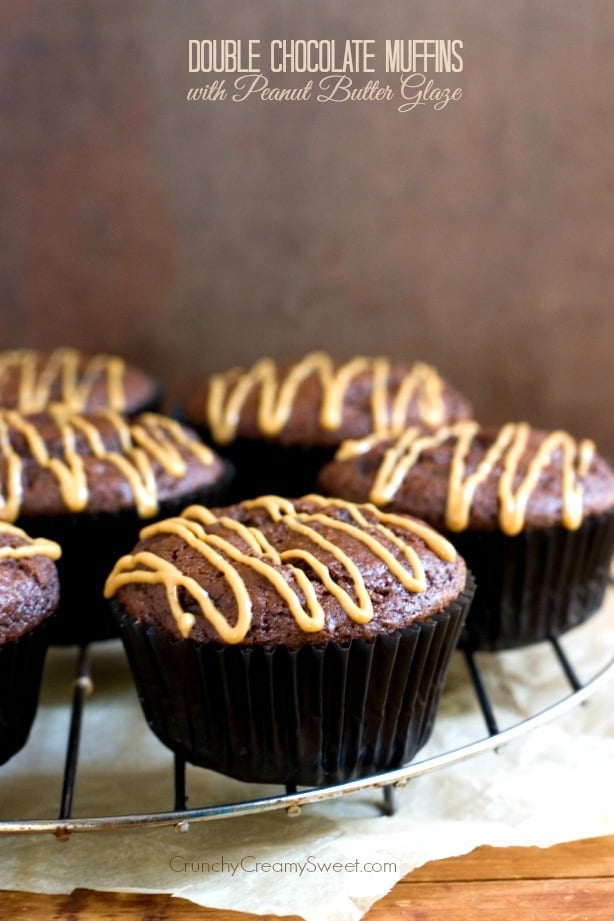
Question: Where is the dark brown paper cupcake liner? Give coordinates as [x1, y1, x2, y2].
[189, 426, 336, 501]
[453, 511, 614, 651]
[111, 574, 475, 787]
[18, 463, 234, 647]
[0, 614, 54, 765]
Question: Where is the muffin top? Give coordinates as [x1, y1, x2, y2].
[318, 421, 614, 535]
[105, 494, 467, 648]
[0, 348, 158, 415]
[0, 407, 226, 520]
[0, 522, 61, 644]
[183, 352, 473, 447]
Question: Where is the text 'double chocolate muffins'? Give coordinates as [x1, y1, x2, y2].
[105, 495, 474, 786]
[0, 522, 61, 765]
[0, 348, 160, 416]
[0, 406, 231, 644]
[318, 421, 614, 650]
[183, 352, 473, 499]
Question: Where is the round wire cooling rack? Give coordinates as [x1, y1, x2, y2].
[1, 604, 613, 838]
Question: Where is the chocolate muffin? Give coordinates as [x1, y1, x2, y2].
[105, 495, 474, 786]
[0, 347, 160, 415]
[0, 522, 61, 765]
[0, 406, 232, 644]
[318, 421, 614, 650]
[182, 352, 473, 500]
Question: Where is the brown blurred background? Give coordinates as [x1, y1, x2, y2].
[1, 1, 613, 454]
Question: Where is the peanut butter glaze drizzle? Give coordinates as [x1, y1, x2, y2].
[104, 495, 457, 643]
[0, 348, 126, 412]
[0, 522, 61, 560]
[0, 408, 216, 521]
[335, 421, 596, 536]
[206, 352, 447, 444]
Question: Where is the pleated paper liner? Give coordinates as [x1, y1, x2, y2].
[188, 427, 338, 501]
[454, 511, 614, 652]
[0, 613, 55, 766]
[111, 574, 475, 788]
[17, 462, 235, 647]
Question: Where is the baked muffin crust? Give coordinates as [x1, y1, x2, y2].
[0, 348, 158, 415]
[0, 523, 60, 643]
[184, 352, 473, 447]
[0, 407, 225, 518]
[106, 495, 467, 648]
[318, 422, 614, 533]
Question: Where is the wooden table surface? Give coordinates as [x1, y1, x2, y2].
[3, 834, 613, 920]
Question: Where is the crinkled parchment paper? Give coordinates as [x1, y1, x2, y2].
[1, 588, 613, 921]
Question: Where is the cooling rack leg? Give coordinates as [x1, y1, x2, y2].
[284, 784, 303, 816]
[58, 645, 92, 823]
[381, 785, 396, 816]
[463, 649, 500, 736]
[174, 754, 187, 811]
[549, 636, 583, 692]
